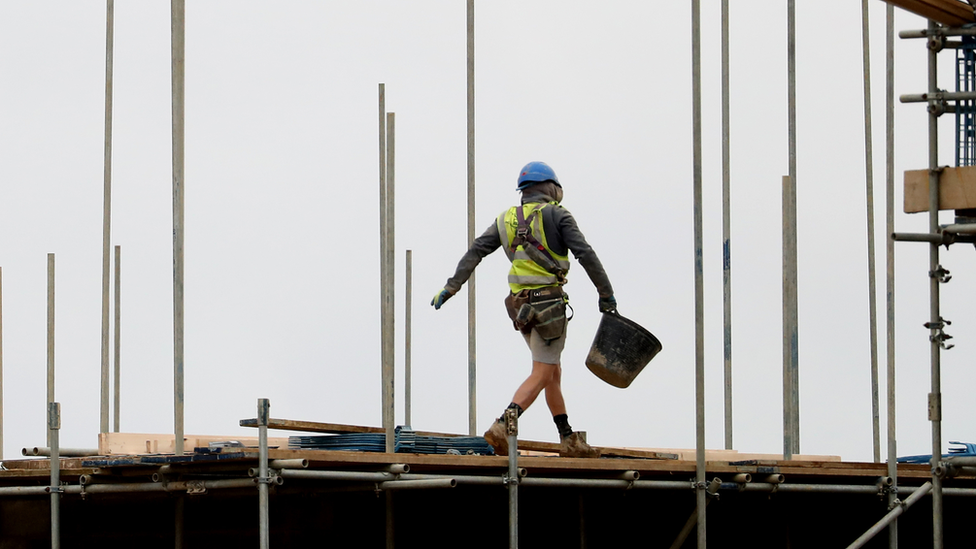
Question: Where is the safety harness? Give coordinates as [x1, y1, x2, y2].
[509, 203, 567, 284]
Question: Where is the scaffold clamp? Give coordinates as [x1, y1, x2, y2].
[929, 265, 951, 283]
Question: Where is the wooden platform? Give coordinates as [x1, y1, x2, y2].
[3, 422, 973, 546]
[0, 442, 972, 547]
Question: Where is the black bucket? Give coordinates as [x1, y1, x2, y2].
[585, 311, 662, 388]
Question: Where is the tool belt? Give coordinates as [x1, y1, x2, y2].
[504, 287, 569, 344]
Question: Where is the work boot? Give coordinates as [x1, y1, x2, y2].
[483, 420, 509, 456]
[559, 432, 601, 458]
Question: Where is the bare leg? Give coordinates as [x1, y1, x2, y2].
[511, 360, 560, 412]
[543, 363, 566, 416]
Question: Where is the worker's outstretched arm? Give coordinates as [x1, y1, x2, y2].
[431, 223, 501, 309]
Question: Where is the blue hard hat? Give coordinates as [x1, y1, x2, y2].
[516, 161, 561, 190]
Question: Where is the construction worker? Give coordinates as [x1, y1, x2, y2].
[431, 161, 616, 458]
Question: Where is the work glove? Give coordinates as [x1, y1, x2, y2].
[431, 288, 454, 310]
[598, 295, 617, 313]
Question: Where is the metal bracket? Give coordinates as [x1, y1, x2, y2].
[929, 101, 948, 117]
[888, 497, 903, 511]
[257, 471, 280, 487]
[929, 329, 954, 350]
[503, 475, 520, 487]
[928, 35, 945, 52]
[185, 480, 207, 495]
[924, 317, 951, 330]
[879, 484, 899, 504]
[504, 409, 518, 437]
[929, 265, 952, 283]
[925, 317, 954, 350]
[702, 477, 722, 500]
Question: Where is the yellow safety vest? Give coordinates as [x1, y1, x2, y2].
[496, 202, 571, 293]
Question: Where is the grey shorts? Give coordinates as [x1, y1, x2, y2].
[522, 327, 566, 365]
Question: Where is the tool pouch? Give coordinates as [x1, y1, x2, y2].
[531, 299, 567, 344]
[505, 291, 533, 334]
[504, 289, 568, 344]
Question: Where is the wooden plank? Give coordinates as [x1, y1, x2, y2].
[0, 457, 90, 470]
[905, 165, 976, 213]
[0, 447, 939, 484]
[0, 468, 95, 478]
[98, 432, 290, 456]
[884, 0, 974, 26]
[240, 418, 677, 459]
[240, 418, 385, 435]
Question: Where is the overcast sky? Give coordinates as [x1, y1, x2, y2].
[0, 1, 972, 463]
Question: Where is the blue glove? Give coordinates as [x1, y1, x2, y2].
[431, 288, 454, 310]
[598, 295, 617, 313]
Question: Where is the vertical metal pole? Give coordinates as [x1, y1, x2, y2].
[885, 5, 898, 547]
[100, 0, 114, 436]
[385, 112, 396, 453]
[114, 245, 121, 433]
[784, 0, 800, 459]
[466, 0, 477, 437]
[691, 0, 706, 546]
[860, 0, 881, 464]
[721, 0, 733, 451]
[505, 407, 518, 549]
[378, 84, 391, 453]
[47, 253, 55, 447]
[0, 267, 3, 460]
[669, 478, 722, 549]
[926, 19, 944, 549]
[49, 402, 60, 549]
[174, 496, 184, 548]
[258, 398, 270, 549]
[171, 0, 186, 458]
[405, 250, 412, 428]
[782, 176, 796, 460]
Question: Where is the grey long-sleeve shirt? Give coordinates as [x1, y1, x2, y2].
[444, 194, 614, 298]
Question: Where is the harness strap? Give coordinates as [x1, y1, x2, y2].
[511, 203, 563, 271]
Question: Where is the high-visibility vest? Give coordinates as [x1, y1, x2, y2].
[496, 202, 571, 293]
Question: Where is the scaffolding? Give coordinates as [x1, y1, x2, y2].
[5, 1, 976, 547]
[892, 3, 976, 549]
[956, 35, 976, 166]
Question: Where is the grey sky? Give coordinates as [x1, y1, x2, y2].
[0, 1, 970, 463]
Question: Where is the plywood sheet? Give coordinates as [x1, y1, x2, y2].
[905, 165, 976, 213]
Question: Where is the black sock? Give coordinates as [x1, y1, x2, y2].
[553, 414, 572, 438]
[502, 402, 524, 420]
